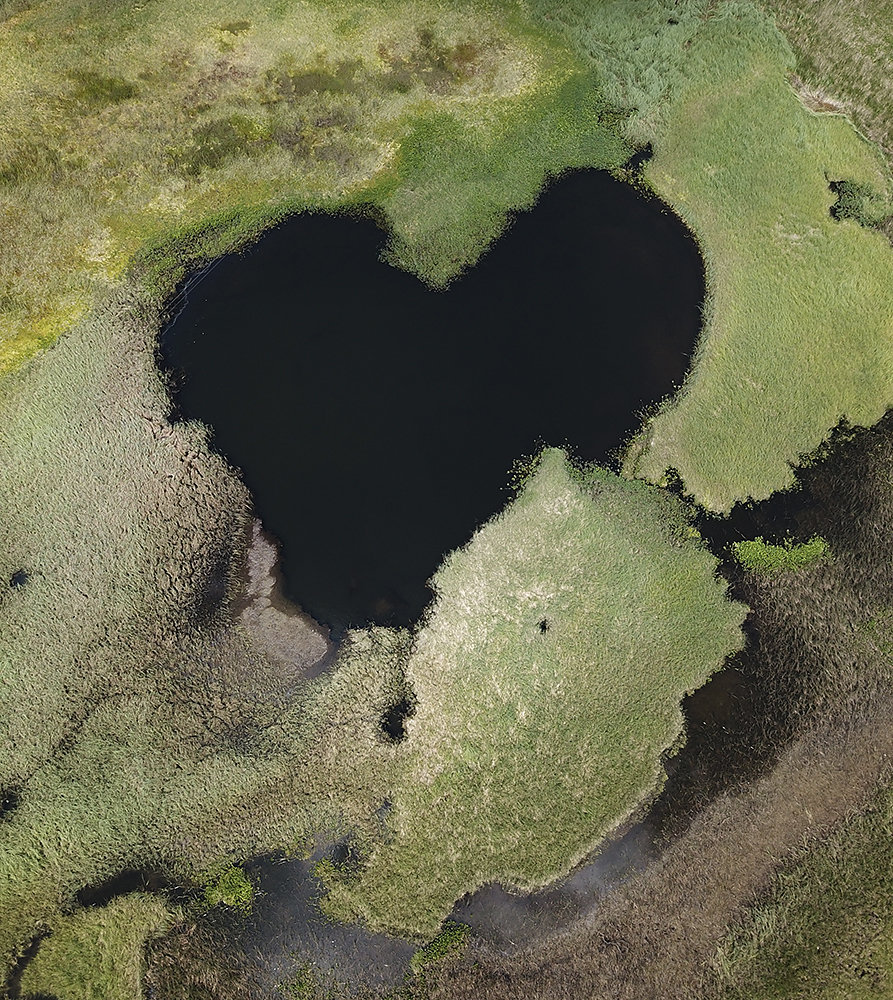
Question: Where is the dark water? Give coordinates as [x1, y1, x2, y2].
[161, 169, 704, 630]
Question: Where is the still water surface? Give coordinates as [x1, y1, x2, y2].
[161, 170, 704, 630]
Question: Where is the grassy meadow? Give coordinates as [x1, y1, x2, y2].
[2, 0, 893, 504]
[0, 290, 414, 982]
[607, 4, 893, 510]
[321, 450, 745, 938]
[0, 284, 744, 984]
[0, 0, 629, 370]
[761, 0, 893, 160]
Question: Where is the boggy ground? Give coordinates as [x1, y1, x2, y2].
[0, 284, 411, 994]
[7, 0, 893, 993]
[139, 405, 893, 1000]
[411, 413, 893, 1000]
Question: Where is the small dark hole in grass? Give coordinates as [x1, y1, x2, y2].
[220, 19, 251, 34]
[667, 16, 679, 24]
[9, 569, 28, 588]
[327, 840, 364, 874]
[330, 843, 350, 865]
[189, 545, 234, 625]
[624, 143, 654, 173]
[538, 618, 550, 634]
[380, 696, 414, 743]
[0, 787, 21, 819]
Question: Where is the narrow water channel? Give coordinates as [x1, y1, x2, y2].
[160, 169, 704, 631]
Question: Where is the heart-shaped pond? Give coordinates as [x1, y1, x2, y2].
[160, 169, 703, 631]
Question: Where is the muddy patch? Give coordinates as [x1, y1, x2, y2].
[237, 519, 334, 682]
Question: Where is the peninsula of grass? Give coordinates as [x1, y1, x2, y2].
[321, 450, 745, 938]
[17, 893, 176, 1000]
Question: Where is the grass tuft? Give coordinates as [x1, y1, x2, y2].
[410, 922, 470, 978]
[732, 536, 829, 574]
[200, 864, 254, 913]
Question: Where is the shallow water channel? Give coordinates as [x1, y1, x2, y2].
[161, 168, 704, 631]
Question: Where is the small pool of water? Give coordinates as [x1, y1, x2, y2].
[161, 169, 704, 630]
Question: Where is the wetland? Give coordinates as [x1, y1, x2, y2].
[6, 0, 893, 994]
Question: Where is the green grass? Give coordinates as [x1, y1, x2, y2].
[710, 779, 893, 1000]
[732, 536, 829, 574]
[760, 0, 893, 161]
[200, 863, 254, 913]
[0, 287, 410, 975]
[320, 450, 746, 937]
[18, 893, 176, 1000]
[5, 0, 893, 986]
[611, 4, 893, 509]
[3, 0, 893, 507]
[410, 922, 470, 978]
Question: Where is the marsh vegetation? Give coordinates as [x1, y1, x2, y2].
[4, 0, 893, 996]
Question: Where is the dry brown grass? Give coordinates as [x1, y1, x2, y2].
[762, 0, 893, 158]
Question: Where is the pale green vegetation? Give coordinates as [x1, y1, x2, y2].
[610, 5, 893, 509]
[732, 536, 829, 574]
[201, 863, 254, 912]
[710, 778, 893, 1000]
[0, 288, 407, 976]
[2, 0, 893, 510]
[0, 292, 743, 983]
[18, 893, 176, 1000]
[4, 0, 893, 989]
[761, 0, 893, 160]
[321, 450, 745, 937]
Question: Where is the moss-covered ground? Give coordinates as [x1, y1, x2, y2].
[0, 0, 627, 368]
[732, 536, 829, 575]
